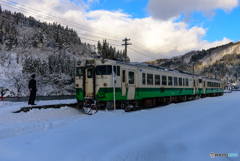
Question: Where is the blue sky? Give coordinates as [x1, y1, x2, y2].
[188, 8, 240, 42]
[86, 0, 149, 18]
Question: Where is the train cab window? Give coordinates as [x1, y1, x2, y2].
[96, 65, 112, 75]
[168, 76, 172, 86]
[76, 67, 84, 76]
[186, 79, 189, 86]
[129, 71, 134, 84]
[155, 75, 160, 85]
[122, 70, 125, 82]
[142, 73, 146, 85]
[183, 78, 185, 86]
[174, 77, 178, 86]
[199, 79, 202, 83]
[147, 74, 153, 85]
[117, 66, 120, 76]
[87, 69, 93, 78]
[179, 78, 182, 86]
[162, 76, 167, 85]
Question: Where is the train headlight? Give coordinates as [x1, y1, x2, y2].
[103, 83, 107, 86]
[77, 61, 81, 65]
[76, 84, 79, 87]
[101, 58, 105, 64]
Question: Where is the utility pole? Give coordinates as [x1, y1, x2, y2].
[191, 62, 195, 75]
[122, 38, 132, 62]
[226, 76, 229, 90]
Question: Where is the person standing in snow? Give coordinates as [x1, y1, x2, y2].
[28, 74, 37, 105]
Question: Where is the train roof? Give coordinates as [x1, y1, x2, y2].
[82, 58, 222, 82]
[117, 61, 222, 82]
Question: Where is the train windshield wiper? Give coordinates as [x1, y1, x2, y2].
[97, 69, 103, 77]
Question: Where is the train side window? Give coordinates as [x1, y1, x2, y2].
[129, 71, 134, 84]
[199, 79, 202, 83]
[87, 69, 93, 78]
[117, 66, 120, 76]
[168, 76, 172, 86]
[193, 80, 195, 86]
[122, 70, 125, 82]
[183, 78, 185, 86]
[147, 74, 153, 85]
[179, 78, 182, 86]
[162, 76, 167, 85]
[186, 78, 189, 86]
[174, 77, 178, 86]
[155, 75, 160, 85]
[142, 73, 146, 85]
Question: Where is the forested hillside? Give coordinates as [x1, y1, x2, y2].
[0, 6, 127, 97]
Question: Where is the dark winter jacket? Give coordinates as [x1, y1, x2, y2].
[29, 79, 37, 92]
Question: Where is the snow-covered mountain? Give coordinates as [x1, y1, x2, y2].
[147, 42, 240, 83]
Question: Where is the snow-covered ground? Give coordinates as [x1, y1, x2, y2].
[0, 93, 239, 161]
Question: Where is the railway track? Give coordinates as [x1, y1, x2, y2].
[13, 103, 77, 113]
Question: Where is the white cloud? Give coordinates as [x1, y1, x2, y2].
[2, 0, 233, 62]
[147, 0, 239, 20]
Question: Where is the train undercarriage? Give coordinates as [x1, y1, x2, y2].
[78, 92, 224, 114]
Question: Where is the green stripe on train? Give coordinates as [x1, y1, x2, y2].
[76, 87, 223, 101]
[205, 88, 223, 94]
[76, 88, 84, 101]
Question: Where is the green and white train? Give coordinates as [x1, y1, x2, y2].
[75, 58, 224, 113]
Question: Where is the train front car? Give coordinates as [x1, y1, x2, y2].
[75, 59, 116, 114]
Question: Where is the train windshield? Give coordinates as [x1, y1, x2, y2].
[76, 67, 84, 76]
[96, 65, 112, 75]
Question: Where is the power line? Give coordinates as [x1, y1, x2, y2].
[128, 47, 159, 60]
[1, 0, 125, 39]
[0, 1, 167, 60]
[131, 40, 168, 58]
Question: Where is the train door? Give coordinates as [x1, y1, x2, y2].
[121, 69, 126, 96]
[193, 79, 196, 95]
[196, 79, 199, 93]
[84, 67, 94, 98]
[127, 70, 135, 100]
[203, 80, 206, 94]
